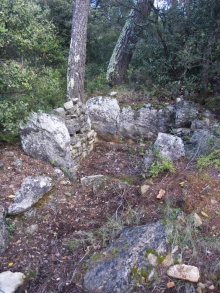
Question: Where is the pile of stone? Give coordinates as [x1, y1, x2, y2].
[54, 98, 97, 168]
[20, 98, 97, 174]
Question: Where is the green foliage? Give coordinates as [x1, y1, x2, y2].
[128, 0, 220, 103]
[149, 155, 175, 178]
[0, 100, 29, 142]
[197, 150, 220, 171]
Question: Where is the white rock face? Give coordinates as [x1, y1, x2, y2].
[0, 271, 25, 293]
[87, 97, 175, 141]
[154, 132, 185, 161]
[86, 96, 120, 141]
[19, 113, 75, 172]
[167, 264, 200, 282]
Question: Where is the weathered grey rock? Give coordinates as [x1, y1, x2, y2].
[0, 271, 25, 293]
[8, 176, 54, 215]
[86, 97, 175, 141]
[0, 205, 9, 254]
[19, 112, 75, 172]
[84, 222, 169, 293]
[167, 264, 200, 282]
[175, 99, 199, 128]
[118, 104, 175, 140]
[0, 161, 3, 169]
[52, 107, 66, 118]
[189, 129, 220, 156]
[86, 96, 120, 141]
[154, 133, 185, 161]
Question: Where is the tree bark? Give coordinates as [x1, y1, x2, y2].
[67, 0, 90, 101]
[106, 0, 154, 86]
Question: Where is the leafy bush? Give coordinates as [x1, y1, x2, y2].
[0, 100, 29, 142]
[149, 155, 175, 178]
[197, 150, 220, 171]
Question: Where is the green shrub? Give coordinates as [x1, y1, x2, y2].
[0, 100, 29, 142]
[149, 156, 175, 178]
[197, 150, 220, 171]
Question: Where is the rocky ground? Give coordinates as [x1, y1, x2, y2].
[0, 138, 220, 293]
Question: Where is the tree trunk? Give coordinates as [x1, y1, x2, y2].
[67, 0, 90, 101]
[106, 0, 154, 86]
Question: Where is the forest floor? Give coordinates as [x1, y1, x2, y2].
[0, 137, 220, 293]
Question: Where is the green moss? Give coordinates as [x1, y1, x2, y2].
[151, 102, 167, 108]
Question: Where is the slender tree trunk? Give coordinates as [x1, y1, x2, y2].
[67, 0, 90, 101]
[106, 0, 154, 86]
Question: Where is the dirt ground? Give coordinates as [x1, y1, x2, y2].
[0, 138, 220, 293]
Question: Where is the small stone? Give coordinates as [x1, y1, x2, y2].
[12, 157, 22, 167]
[167, 264, 200, 282]
[208, 285, 215, 290]
[197, 282, 205, 289]
[52, 168, 65, 181]
[0, 161, 4, 169]
[167, 282, 175, 288]
[60, 179, 72, 186]
[196, 287, 202, 293]
[63, 100, 74, 110]
[194, 213, 203, 227]
[140, 184, 150, 195]
[26, 224, 38, 234]
[110, 91, 118, 96]
[5, 151, 15, 157]
[211, 199, 217, 205]
[72, 98, 79, 104]
[64, 192, 72, 197]
[201, 211, 209, 218]
[0, 271, 25, 293]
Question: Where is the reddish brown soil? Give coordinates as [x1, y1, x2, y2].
[0, 140, 220, 293]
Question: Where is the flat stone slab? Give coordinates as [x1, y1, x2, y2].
[167, 264, 200, 282]
[8, 176, 54, 215]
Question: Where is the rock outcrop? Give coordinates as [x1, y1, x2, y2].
[84, 221, 169, 293]
[86, 96, 175, 141]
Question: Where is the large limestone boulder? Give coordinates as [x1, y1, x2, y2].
[0, 271, 25, 293]
[8, 176, 54, 215]
[19, 113, 75, 172]
[154, 132, 185, 161]
[118, 103, 175, 140]
[0, 205, 9, 254]
[84, 222, 169, 293]
[86, 96, 175, 141]
[86, 96, 120, 141]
